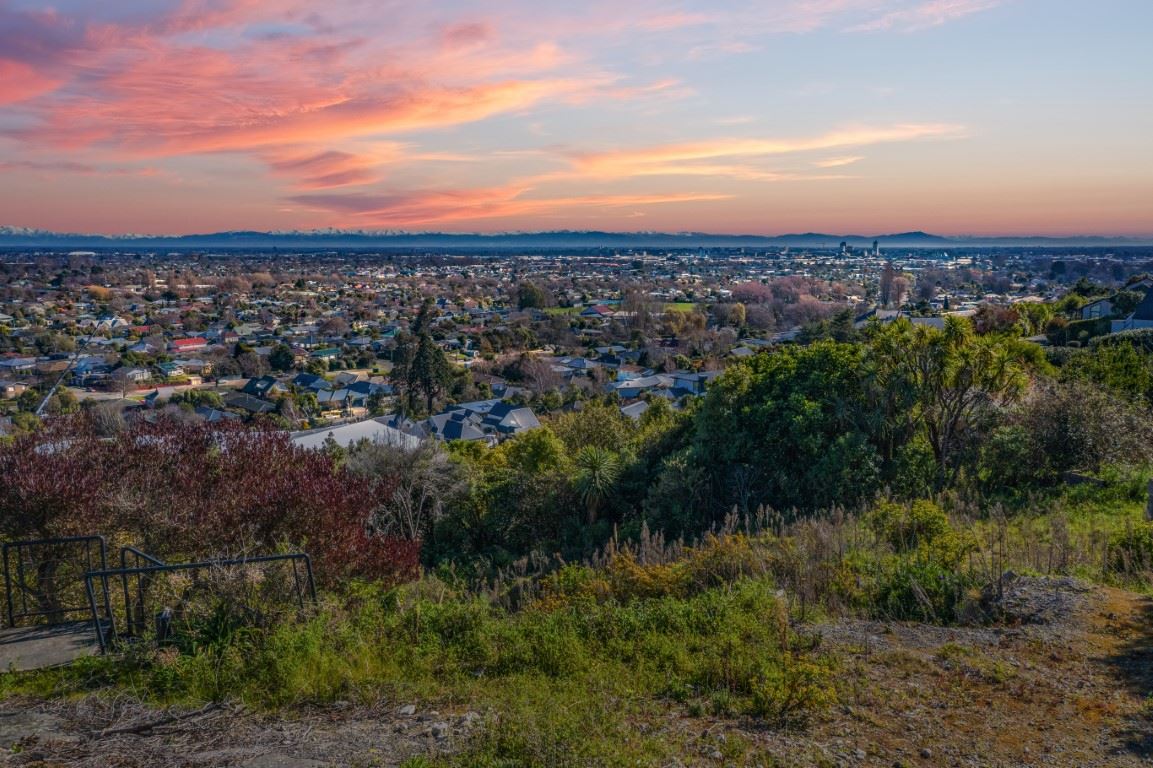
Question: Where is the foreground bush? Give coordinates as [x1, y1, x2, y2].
[10, 542, 837, 734]
[1107, 521, 1153, 579]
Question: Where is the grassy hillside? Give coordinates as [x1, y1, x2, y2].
[6, 482, 1153, 766]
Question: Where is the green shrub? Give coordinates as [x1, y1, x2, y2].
[1107, 522, 1153, 577]
[857, 500, 976, 623]
[890, 438, 938, 499]
[749, 656, 838, 728]
[869, 556, 973, 624]
[867, 500, 952, 552]
[978, 425, 1038, 491]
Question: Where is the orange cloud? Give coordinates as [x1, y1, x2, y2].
[28, 52, 599, 155]
[569, 123, 965, 178]
[0, 0, 1030, 236]
[0, 158, 158, 177]
[814, 155, 865, 168]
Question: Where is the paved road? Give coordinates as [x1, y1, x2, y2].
[0, 622, 101, 672]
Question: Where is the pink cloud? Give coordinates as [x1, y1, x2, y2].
[0, 158, 157, 177]
[290, 186, 731, 226]
[0, 60, 61, 105]
[638, 12, 714, 31]
[439, 21, 495, 49]
[0, 0, 1015, 235]
[263, 149, 392, 189]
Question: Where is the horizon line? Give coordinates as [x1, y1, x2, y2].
[3, 225, 1153, 242]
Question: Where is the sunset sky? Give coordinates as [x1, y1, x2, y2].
[0, 0, 1150, 236]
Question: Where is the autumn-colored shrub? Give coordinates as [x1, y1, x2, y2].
[0, 415, 419, 586]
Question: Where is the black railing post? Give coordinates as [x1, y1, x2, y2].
[302, 554, 318, 603]
[15, 544, 28, 620]
[83, 551, 316, 654]
[85, 574, 107, 654]
[96, 537, 111, 625]
[2, 544, 13, 629]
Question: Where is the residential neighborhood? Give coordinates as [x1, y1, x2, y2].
[4, 245, 1153, 442]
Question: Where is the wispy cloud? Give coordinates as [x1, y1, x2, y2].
[567, 124, 965, 178]
[0, 158, 158, 177]
[813, 155, 865, 168]
[637, 12, 714, 31]
[851, 0, 1002, 32]
[290, 186, 732, 226]
[438, 21, 496, 50]
[263, 149, 394, 190]
[0, 60, 61, 106]
[0, 0, 1019, 234]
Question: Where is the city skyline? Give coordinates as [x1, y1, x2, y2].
[1, 0, 1150, 236]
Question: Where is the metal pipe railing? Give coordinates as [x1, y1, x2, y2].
[2, 536, 110, 629]
[84, 552, 316, 653]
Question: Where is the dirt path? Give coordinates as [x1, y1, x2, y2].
[779, 579, 1153, 767]
[0, 699, 477, 767]
[1, 579, 1151, 767]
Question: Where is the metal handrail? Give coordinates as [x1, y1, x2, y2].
[2, 536, 111, 629]
[119, 547, 167, 568]
[118, 547, 168, 638]
[84, 552, 317, 653]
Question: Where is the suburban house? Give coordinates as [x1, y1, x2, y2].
[425, 411, 492, 443]
[222, 391, 277, 415]
[143, 386, 180, 406]
[169, 337, 209, 354]
[479, 402, 541, 436]
[119, 367, 152, 384]
[0, 381, 28, 399]
[1112, 290, 1153, 333]
[1079, 297, 1113, 320]
[620, 401, 650, 420]
[0, 358, 36, 376]
[415, 400, 542, 444]
[291, 417, 420, 452]
[241, 375, 283, 399]
[580, 304, 616, 319]
[156, 362, 185, 379]
[292, 372, 332, 392]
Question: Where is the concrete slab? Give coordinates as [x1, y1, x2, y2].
[0, 622, 101, 672]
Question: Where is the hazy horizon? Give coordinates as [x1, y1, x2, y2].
[2, 224, 1153, 243]
[1, 1, 1151, 236]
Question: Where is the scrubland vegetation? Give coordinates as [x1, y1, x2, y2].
[6, 315, 1153, 764]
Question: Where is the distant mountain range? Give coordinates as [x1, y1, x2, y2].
[0, 226, 1148, 249]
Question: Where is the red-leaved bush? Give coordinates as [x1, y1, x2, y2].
[0, 416, 419, 586]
